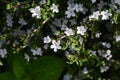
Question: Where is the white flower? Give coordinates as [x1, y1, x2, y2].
[95, 32, 102, 38]
[114, 0, 120, 5]
[74, 4, 84, 12]
[44, 44, 49, 50]
[18, 18, 26, 26]
[64, 28, 75, 36]
[29, 6, 41, 19]
[40, 0, 46, 5]
[63, 74, 71, 80]
[116, 35, 120, 42]
[102, 42, 111, 48]
[91, 0, 96, 4]
[82, 67, 88, 74]
[65, 9, 75, 18]
[43, 36, 51, 43]
[77, 26, 87, 35]
[50, 40, 61, 52]
[0, 49, 7, 58]
[100, 65, 109, 73]
[6, 13, 13, 27]
[89, 11, 100, 20]
[50, 4, 59, 13]
[101, 10, 112, 20]
[104, 50, 112, 60]
[24, 54, 30, 62]
[31, 48, 43, 56]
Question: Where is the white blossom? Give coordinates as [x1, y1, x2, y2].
[50, 4, 59, 13]
[104, 50, 112, 60]
[31, 48, 43, 56]
[95, 32, 102, 38]
[0, 49, 7, 58]
[50, 40, 61, 52]
[74, 4, 84, 12]
[24, 54, 30, 62]
[100, 65, 109, 73]
[65, 9, 75, 18]
[18, 18, 26, 26]
[116, 35, 120, 42]
[82, 67, 88, 74]
[77, 26, 87, 35]
[40, 0, 46, 5]
[64, 28, 75, 36]
[101, 10, 112, 20]
[89, 11, 100, 20]
[29, 6, 41, 19]
[43, 36, 51, 43]
[91, 0, 96, 4]
[114, 0, 120, 5]
[6, 13, 13, 27]
[63, 74, 71, 80]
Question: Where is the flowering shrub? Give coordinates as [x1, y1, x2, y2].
[0, 0, 120, 80]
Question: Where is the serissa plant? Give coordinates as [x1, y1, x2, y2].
[0, 0, 120, 80]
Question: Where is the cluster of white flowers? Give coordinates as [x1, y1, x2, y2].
[89, 10, 112, 21]
[29, 6, 41, 19]
[104, 50, 112, 60]
[6, 13, 13, 27]
[65, 0, 87, 18]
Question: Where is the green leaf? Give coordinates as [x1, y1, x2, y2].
[12, 55, 26, 79]
[0, 72, 15, 80]
[30, 56, 65, 80]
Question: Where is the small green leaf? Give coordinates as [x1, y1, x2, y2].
[0, 72, 15, 80]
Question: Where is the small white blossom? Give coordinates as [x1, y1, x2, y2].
[82, 67, 88, 74]
[31, 48, 43, 56]
[63, 74, 71, 80]
[77, 26, 87, 35]
[74, 4, 84, 12]
[65, 9, 75, 18]
[29, 6, 41, 19]
[50, 4, 59, 13]
[95, 32, 102, 38]
[44, 44, 49, 50]
[89, 11, 100, 20]
[0, 49, 7, 58]
[114, 0, 120, 5]
[102, 42, 111, 48]
[18, 18, 26, 26]
[116, 35, 120, 42]
[91, 0, 96, 4]
[6, 13, 13, 27]
[100, 65, 109, 73]
[24, 54, 30, 62]
[43, 36, 51, 43]
[101, 10, 112, 20]
[104, 50, 112, 60]
[64, 28, 75, 36]
[50, 40, 61, 52]
[40, 0, 46, 5]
